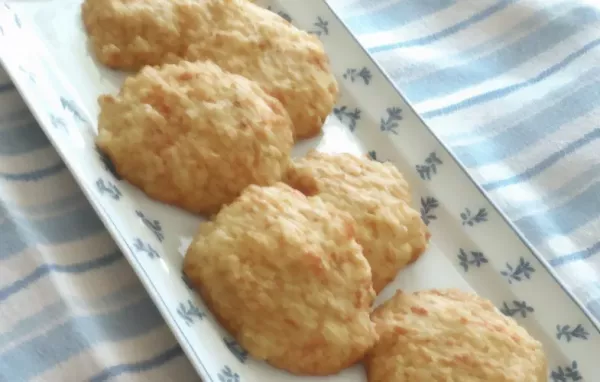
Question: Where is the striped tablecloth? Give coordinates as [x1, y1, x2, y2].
[2, 0, 600, 380]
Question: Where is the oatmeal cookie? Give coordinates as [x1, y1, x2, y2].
[183, 183, 378, 375]
[81, 0, 184, 69]
[182, 0, 338, 139]
[285, 150, 429, 293]
[96, 60, 293, 214]
[366, 289, 548, 382]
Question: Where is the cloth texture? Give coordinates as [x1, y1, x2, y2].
[2, 0, 600, 380]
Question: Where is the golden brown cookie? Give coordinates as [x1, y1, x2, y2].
[81, 0, 338, 139]
[81, 0, 184, 70]
[183, 183, 378, 375]
[183, 0, 338, 139]
[285, 150, 429, 293]
[96, 60, 293, 214]
[366, 289, 548, 382]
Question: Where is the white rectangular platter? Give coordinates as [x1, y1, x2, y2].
[1, 1, 600, 381]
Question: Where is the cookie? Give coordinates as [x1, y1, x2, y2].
[82, 0, 338, 139]
[285, 150, 429, 293]
[81, 0, 184, 70]
[96, 60, 294, 214]
[183, 183, 378, 375]
[183, 0, 338, 139]
[366, 289, 548, 382]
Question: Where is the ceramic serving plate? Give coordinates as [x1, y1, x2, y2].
[1, 0, 599, 381]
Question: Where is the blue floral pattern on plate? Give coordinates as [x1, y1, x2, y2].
[500, 300, 534, 318]
[416, 152, 443, 180]
[177, 300, 205, 326]
[342, 67, 372, 85]
[218, 366, 240, 382]
[420, 196, 439, 226]
[135, 210, 164, 242]
[379, 107, 403, 134]
[457, 248, 488, 271]
[333, 105, 361, 131]
[96, 178, 121, 200]
[132, 238, 159, 259]
[501, 257, 536, 284]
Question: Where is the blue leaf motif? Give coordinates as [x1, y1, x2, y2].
[500, 300, 534, 318]
[551, 361, 582, 381]
[308, 16, 329, 36]
[460, 207, 488, 226]
[50, 114, 66, 131]
[266, 6, 291, 22]
[556, 324, 590, 342]
[135, 210, 164, 242]
[177, 300, 205, 326]
[420, 197, 439, 226]
[333, 105, 361, 131]
[60, 97, 86, 122]
[342, 67, 372, 85]
[218, 366, 240, 382]
[367, 150, 383, 162]
[457, 248, 488, 271]
[380, 107, 402, 134]
[13, 13, 20, 28]
[96, 178, 121, 200]
[416, 152, 443, 180]
[132, 238, 159, 259]
[224, 337, 248, 364]
[500, 257, 535, 284]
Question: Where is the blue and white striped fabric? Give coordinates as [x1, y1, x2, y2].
[1, 0, 600, 380]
